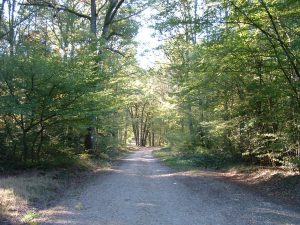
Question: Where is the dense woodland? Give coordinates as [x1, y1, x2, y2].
[0, 0, 300, 169]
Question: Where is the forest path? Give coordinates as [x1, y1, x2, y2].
[38, 148, 300, 225]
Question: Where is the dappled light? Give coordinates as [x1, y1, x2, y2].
[121, 157, 156, 163]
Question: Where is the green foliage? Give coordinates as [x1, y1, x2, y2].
[41, 149, 78, 169]
[153, 147, 195, 170]
[154, 146, 238, 170]
[0, 0, 154, 171]
[0, 42, 100, 167]
[21, 211, 40, 223]
[1, 0, 300, 170]
[291, 157, 300, 172]
[152, 0, 300, 168]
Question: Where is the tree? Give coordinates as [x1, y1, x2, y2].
[152, 0, 300, 166]
[0, 0, 156, 168]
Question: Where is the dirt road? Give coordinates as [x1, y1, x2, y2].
[39, 148, 300, 225]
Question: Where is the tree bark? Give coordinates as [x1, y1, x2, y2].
[8, 0, 16, 55]
[101, 0, 125, 39]
[0, 0, 6, 27]
[91, 0, 97, 34]
[187, 103, 194, 145]
[22, 131, 28, 164]
[152, 132, 155, 146]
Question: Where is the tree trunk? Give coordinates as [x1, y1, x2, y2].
[36, 127, 45, 163]
[0, 0, 6, 27]
[91, 0, 97, 34]
[22, 131, 28, 164]
[139, 104, 146, 146]
[84, 127, 94, 150]
[141, 113, 149, 146]
[152, 132, 155, 146]
[8, 0, 16, 55]
[101, 0, 125, 39]
[124, 113, 128, 145]
[148, 133, 151, 147]
[187, 103, 194, 145]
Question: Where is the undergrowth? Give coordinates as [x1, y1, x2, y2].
[153, 147, 238, 170]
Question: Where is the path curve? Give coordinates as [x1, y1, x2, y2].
[39, 148, 300, 225]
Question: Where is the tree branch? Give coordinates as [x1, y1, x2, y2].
[20, 1, 91, 20]
[0, 9, 37, 39]
[104, 46, 125, 57]
[112, 7, 145, 23]
[259, 0, 300, 77]
[102, 0, 125, 38]
[97, 0, 109, 16]
[110, 0, 125, 22]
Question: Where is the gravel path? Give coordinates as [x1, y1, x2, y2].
[39, 148, 300, 225]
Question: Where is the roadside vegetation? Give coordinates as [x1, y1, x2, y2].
[153, 147, 236, 170]
[0, 147, 131, 224]
[152, 0, 300, 171]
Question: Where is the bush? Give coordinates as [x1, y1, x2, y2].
[291, 157, 300, 171]
[37, 148, 78, 169]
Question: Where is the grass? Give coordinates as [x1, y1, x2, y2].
[21, 211, 40, 223]
[0, 171, 68, 223]
[153, 147, 234, 170]
[153, 147, 198, 171]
